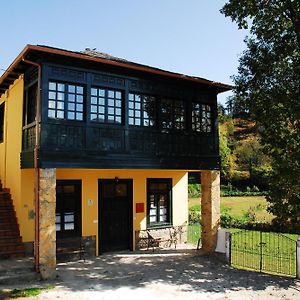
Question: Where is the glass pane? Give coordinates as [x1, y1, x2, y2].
[63, 185, 75, 193]
[115, 91, 121, 99]
[57, 111, 64, 119]
[91, 97, 97, 105]
[48, 91, 56, 99]
[64, 223, 75, 230]
[64, 213, 74, 222]
[68, 103, 75, 111]
[150, 216, 156, 222]
[91, 105, 97, 113]
[115, 100, 121, 107]
[115, 184, 127, 197]
[108, 99, 114, 107]
[91, 88, 97, 96]
[115, 117, 121, 123]
[56, 214, 61, 223]
[90, 114, 97, 121]
[115, 108, 121, 116]
[68, 85, 76, 93]
[77, 95, 83, 103]
[57, 83, 65, 92]
[99, 107, 104, 113]
[129, 118, 134, 125]
[76, 104, 83, 111]
[48, 110, 55, 118]
[57, 102, 64, 110]
[160, 215, 167, 222]
[68, 112, 75, 119]
[49, 82, 56, 90]
[99, 89, 105, 97]
[129, 93, 134, 101]
[57, 93, 64, 100]
[135, 119, 141, 126]
[99, 98, 105, 105]
[77, 86, 83, 94]
[69, 94, 75, 102]
[56, 224, 61, 231]
[108, 90, 114, 98]
[48, 101, 55, 109]
[76, 113, 83, 120]
[108, 108, 114, 115]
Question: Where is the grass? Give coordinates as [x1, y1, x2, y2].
[0, 285, 54, 299]
[189, 196, 273, 222]
[231, 230, 297, 277]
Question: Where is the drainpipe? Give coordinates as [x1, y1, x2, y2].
[22, 58, 41, 273]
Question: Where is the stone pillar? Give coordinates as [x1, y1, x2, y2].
[201, 170, 220, 253]
[38, 168, 56, 279]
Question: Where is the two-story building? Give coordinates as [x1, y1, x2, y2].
[0, 45, 231, 278]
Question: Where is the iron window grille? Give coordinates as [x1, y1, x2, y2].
[48, 81, 84, 121]
[191, 102, 212, 133]
[161, 99, 185, 130]
[128, 93, 156, 127]
[90, 87, 122, 124]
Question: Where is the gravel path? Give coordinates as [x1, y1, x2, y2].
[2, 248, 300, 299]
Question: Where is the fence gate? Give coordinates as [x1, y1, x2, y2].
[230, 230, 297, 277]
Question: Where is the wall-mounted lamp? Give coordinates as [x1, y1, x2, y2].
[115, 176, 119, 183]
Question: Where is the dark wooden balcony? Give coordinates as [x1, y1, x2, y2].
[21, 121, 219, 170]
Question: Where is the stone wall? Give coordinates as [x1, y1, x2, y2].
[135, 225, 187, 250]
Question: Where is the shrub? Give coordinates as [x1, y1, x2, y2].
[188, 184, 201, 198]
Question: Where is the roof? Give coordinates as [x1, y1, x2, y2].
[0, 44, 232, 97]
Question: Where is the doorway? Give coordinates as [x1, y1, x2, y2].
[56, 180, 82, 239]
[98, 179, 133, 253]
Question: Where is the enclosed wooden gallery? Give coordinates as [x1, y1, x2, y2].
[0, 45, 231, 278]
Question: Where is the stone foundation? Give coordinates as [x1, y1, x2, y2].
[135, 225, 187, 250]
[82, 235, 96, 257]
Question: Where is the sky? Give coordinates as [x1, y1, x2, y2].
[0, 0, 248, 105]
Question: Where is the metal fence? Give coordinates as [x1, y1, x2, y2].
[230, 230, 297, 277]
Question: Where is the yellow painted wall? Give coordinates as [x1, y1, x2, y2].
[0, 77, 35, 242]
[56, 169, 188, 253]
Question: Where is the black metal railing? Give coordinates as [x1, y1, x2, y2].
[230, 230, 297, 277]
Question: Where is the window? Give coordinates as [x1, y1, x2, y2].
[56, 180, 82, 237]
[23, 83, 37, 126]
[90, 88, 122, 124]
[128, 93, 156, 126]
[191, 102, 212, 133]
[161, 99, 185, 129]
[147, 178, 172, 227]
[48, 81, 84, 121]
[0, 103, 4, 143]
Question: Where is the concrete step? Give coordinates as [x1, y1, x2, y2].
[0, 257, 38, 284]
[0, 236, 22, 245]
[0, 248, 25, 259]
[0, 228, 20, 237]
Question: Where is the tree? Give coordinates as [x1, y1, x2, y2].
[221, 0, 300, 226]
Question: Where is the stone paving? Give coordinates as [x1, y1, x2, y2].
[1, 247, 300, 299]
